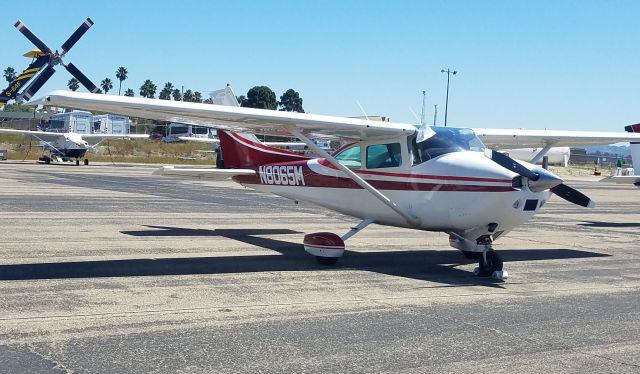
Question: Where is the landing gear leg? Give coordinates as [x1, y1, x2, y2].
[473, 236, 508, 280]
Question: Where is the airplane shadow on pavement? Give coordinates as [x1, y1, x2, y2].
[0, 225, 610, 286]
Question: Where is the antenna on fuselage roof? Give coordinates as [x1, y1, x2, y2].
[356, 100, 370, 121]
[409, 107, 421, 124]
[420, 90, 426, 126]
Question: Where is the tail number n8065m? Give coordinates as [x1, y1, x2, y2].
[259, 165, 306, 186]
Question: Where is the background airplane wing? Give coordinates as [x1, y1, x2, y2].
[473, 128, 640, 148]
[178, 136, 219, 144]
[0, 128, 65, 143]
[80, 133, 148, 147]
[33, 91, 416, 140]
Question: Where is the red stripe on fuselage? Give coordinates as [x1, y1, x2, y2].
[317, 159, 512, 183]
[234, 160, 516, 192]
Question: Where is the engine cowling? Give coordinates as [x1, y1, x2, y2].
[303, 232, 345, 258]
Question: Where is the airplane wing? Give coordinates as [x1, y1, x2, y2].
[32, 91, 416, 140]
[153, 165, 255, 180]
[81, 133, 148, 146]
[473, 128, 640, 148]
[0, 128, 65, 142]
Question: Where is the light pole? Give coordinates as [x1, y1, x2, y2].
[441, 68, 457, 126]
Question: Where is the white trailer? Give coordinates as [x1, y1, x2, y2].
[92, 114, 130, 134]
[49, 111, 93, 134]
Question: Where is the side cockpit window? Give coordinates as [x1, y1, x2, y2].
[366, 143, 402, 169]
[335, 145, 362, 169]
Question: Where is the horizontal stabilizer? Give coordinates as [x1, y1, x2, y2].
[607, 175, 640, 187]
[153, 165, 255, 180]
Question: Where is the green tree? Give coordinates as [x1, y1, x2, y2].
[171, 88, 182, 101]
[193, 91, 202, 103]
[139, 79, 157, 98]
[115, 66, 128, 95]
[124, 88, 135, 97]
[278, 89, 304, 112]
[68, 78, 80, 91]
[100, 78, 113, 94]
[3, 103, 35, 112]
[183, 89, 194, 102]
[242, 86, 276, 110]
[159, 82, 174, 100]
[3, 67, 16, 83]
[203, 98, 213, 104]
[236, 95, 246, 106]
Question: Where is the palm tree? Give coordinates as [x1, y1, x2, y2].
[115, 66, 128, 95]
[3, 67, 16, 83]
[139, 79, 157, 98]
[100, 78, 113, 94]
[171, 88, 182, 101]
[183, 89, 194, 102]
[193, 91, 203, 103]
[159, 82, 174, 100]
[124, 89, 134, 97]
[68, 78, 80, 91]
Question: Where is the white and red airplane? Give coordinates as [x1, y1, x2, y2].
[32, 90, 640, 280]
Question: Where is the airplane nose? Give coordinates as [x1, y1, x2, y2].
[527, 167, 563, 192]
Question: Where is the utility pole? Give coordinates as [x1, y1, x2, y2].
[433, 105, 437, 126]
[420, 90, 426, 126]
[440, 68, 457, 126]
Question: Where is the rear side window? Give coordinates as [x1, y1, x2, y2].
[366, 143, 402, 169]
[335, 145, 361, 169]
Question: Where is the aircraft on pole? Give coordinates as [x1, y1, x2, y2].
[31, 90, 640, 279]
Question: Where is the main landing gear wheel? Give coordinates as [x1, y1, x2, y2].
[84, 159, 89, 165]
[474, 251, 507, 280]
[75, 159, 80, 166]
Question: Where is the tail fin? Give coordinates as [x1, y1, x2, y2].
[625, 124, 640, 176]
[218, 131, 310, 169]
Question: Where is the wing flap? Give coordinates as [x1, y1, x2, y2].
[153, 166, 255, 180]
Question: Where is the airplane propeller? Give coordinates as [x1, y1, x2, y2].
[9, 18, 99, 103]
[485, 149, 595, 208]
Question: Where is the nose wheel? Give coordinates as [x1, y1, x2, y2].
[474, 250, 508, 280]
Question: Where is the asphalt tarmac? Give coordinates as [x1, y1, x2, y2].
[0, 161, 638, 373]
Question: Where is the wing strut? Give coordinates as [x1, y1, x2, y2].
[288, 127, 421, 227]
[530, 143, 554, 165]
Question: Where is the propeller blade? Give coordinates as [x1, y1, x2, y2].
[61, 18, 94, 54]
[65, 63, 99, 93]
[485, 149, 539, 180]
[14, 20, 52, 55]
[21, 65, 56, 101]
[550, 184, 595, 208]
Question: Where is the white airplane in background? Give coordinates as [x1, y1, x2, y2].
[608, 123, 640, 187]
[498, 147, 570, 166]
[0, 128, 148, 165]
[32, 90, 640, 280]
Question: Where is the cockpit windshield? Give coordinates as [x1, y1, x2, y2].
[411, 126, 485, 165]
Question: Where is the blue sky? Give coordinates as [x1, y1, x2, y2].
[2, 1, 638, 131]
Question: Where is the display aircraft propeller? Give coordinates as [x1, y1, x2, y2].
[0, 128, 148, 166]
[31, 90, 640, 280]
[0, 18, 98, 108]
